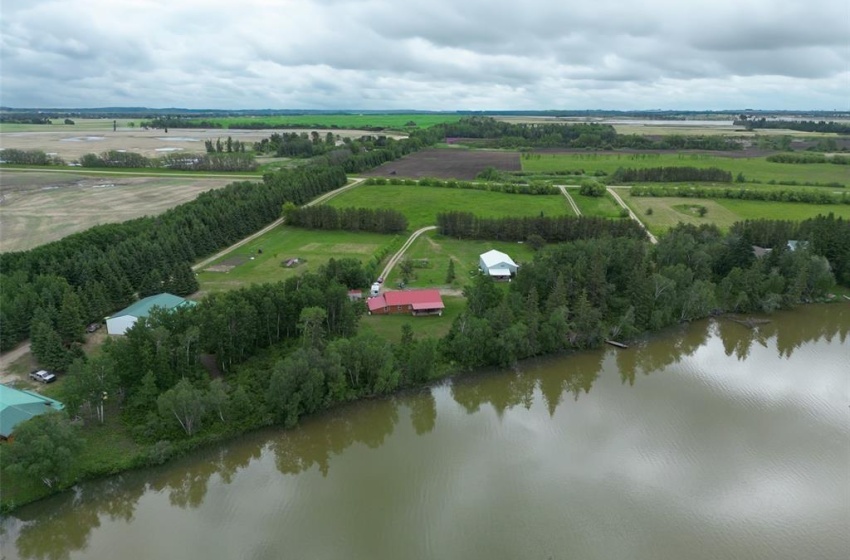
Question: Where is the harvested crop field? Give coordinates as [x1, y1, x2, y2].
[0, 124, 406, 161]
[362, 148, 521, 180]
[0, 170, 239, 252]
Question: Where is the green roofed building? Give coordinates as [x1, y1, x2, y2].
[0, 385, 65, 440]
[106, 293, 197, 336]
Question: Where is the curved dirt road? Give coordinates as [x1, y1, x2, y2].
[377, 226, 438, 285]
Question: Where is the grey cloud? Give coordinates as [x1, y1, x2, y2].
[0, 0, 847, 110]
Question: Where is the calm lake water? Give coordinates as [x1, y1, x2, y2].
[2, 305, 848, 560]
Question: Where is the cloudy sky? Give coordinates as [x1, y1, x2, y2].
[2, 0, 848, 110]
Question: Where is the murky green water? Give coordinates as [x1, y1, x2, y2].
[2, 305, 848, 560]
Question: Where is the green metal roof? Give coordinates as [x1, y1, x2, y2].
[111, 293, 196, 319]
[0, 385, 65, 438]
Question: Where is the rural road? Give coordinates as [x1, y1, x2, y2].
[191, 178, 365, 271]
[378, 226, 438, 285]
[606, 186, 658, 244]
[556, 185, 581, 216]
[0, 343, 31, 382]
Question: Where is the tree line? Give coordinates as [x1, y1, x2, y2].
[79, 151, 258, 172]
[282, 204, 408, 233]
[432, 117, 742, 151]
[204, 137, 248, 154]
[0, 167, 348, 353]
[443, 223, 836, 370]
[630, 185, 850, 205]
[610, 166, 733, 183]
[0, 149, 65, 165]
[734, 118, 850, 134]
[364, 176, 556, 195]
[766, 153, 850, 165]
[436, 211, 647, 242]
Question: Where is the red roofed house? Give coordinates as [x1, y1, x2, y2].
[367, 289, 445, 316]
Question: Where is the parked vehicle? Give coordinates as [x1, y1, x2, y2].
[86, 322, 101, 333]
[29, 370, 56, 383]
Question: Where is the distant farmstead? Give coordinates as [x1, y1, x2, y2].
[106, 293, 197, 336]
[367, 289, 445, 316]
[479, 249, 518, 280]
[0, 385, 65, 440]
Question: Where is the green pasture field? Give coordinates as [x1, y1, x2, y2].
[0, 118, 140, 133]
[359, 296, 466, 343]
[570, 191, 623, 218]
[326, 184, 572, 230]
[195, 227, 399, 292]
[614, 188, 850, 235]
[384, 231, 537, 290]
[522, 153, 850, 185]
[192, 114, 461, 130]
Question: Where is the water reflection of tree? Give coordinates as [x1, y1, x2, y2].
[14, 476, 146, 560]
[272, 399, 400, 477]
[626, 319, 711, 378]
[404, 391, 437, 436]
[451, 352, 604, 419]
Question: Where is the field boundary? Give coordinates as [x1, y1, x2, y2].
[191, 178, 366, 271]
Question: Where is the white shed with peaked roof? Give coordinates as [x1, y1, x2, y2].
[479, 250, 518, 278]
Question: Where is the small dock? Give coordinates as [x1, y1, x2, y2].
[605, 340, 629, 349]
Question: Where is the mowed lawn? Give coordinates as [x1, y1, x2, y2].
[385, 231, 536, 290]
[614, 188, 850, 234]
[326, 184, 572, 229]
[569, 190, 623, 218]
[522, 153, 850, 185]
[359, 296, 466, 343]
[196, 227, 399, 292]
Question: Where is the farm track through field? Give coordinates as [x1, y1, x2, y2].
[607, 186, 658, 244]
[191, 178, 366, 271]
[378, 226, 438, 288]
[557, 185, 581, 216]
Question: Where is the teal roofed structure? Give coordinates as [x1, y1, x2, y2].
[0, 385, 65, 439]
[106, 293, 196, 336]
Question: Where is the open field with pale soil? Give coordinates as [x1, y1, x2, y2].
[0, 171, 238, 252]
[0, 119, 405, 160]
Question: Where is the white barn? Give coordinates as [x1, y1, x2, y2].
[106, 293, 196, 336]
[479, 249, 518, 279]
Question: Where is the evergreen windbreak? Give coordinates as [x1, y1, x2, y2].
[0, 166, 347, 351]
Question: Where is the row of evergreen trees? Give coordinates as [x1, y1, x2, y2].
[282, 204, 408, 233]
[79, 151, 258, 172]
[610, 166, 733, 183]
[0, 167, 348, 352]
[630, 185, 850, 205]
[766, 153, 850, 165]
[436, 212, 647, 242]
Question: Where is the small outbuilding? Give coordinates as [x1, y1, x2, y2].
[367, 289, 444, 316]
[0, 385, 65, 440]
[106, 293, 197, 336]
[348, 290, 363, 301]
[479, 249, 518, 279]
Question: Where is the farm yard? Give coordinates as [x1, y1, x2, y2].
[0, 171, 238, 252]
[362, 148, 521, 180]
[195, 227, 400, 292]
